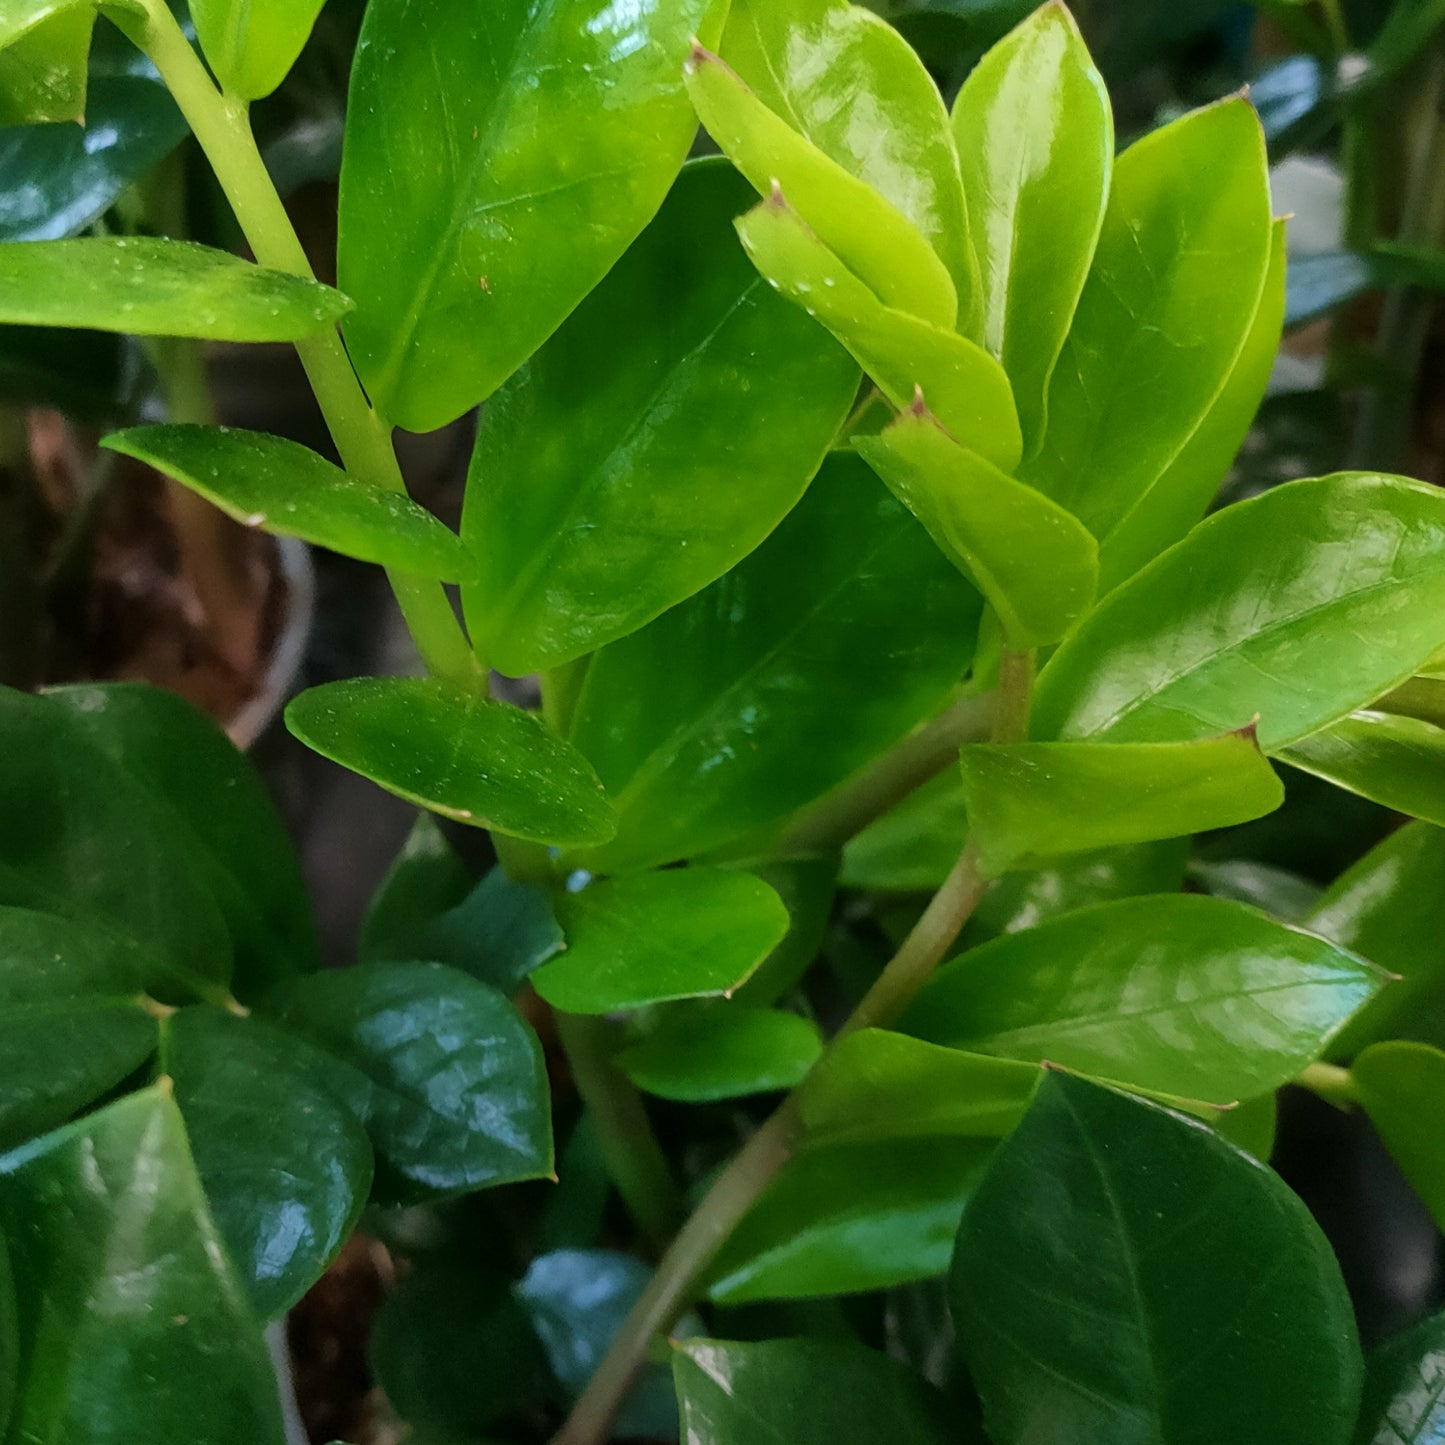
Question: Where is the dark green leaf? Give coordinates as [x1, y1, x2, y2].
[1372, 241, 1445, 293]
[953, 1075, 1362, 1445]
[461, 159, 857, 675]
[0, 1231, 14, 1439]
[190, 0, 326, 100]
[1354, 1042, 1445, 1232]
[569, 454, 982, 872]
[733, 855, 838, 1006]
[1217, 1089, 1278, 1162]
[0, 1088, 287, 1445]
[361, 815, 473, 957]
[1354, 1308, 1445, 1445]
[1189, 858, 1322, 922]
[286, 678, 617, 848]
[163, 1008, 373, 1320]
[903, 895, 1385, 1102]
[1282, 710, 1445, 827]
[0, 238, 352, 339]
[533, 868, 789, 1014]
[338, 0, 723, 432]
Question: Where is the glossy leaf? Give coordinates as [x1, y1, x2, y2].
[1020, 98, 1273, 554]
[0, 238, 351, 340]
[856, 403, 1093, 646]
[951, 2, 1111, 449]
[0, 8, 93, 125]
[262, 961, 552, 1202]
[1354, 1309, 1445, 1445]
[286, 678, 616, 848]
[735, 190, 1019, 467]
[617, 1006, 822, 1101]
[673, 1337, 955, 1445]
[1282, 711, 1445, 828]
[684, 43, 957, 326]
[1353, 1043, 1445, 1233]
[570, 454, 982, 872]
[1189, 857, 1322, 923]
[706, 1137, 993, 1303]
[191, 0, 327, 100]
[903, 895, 1385, 1102]
[957, 730, 1283, 875]
[720, 0, 976, 317]
[338, 0, 723, 432]
[104, 425, 467, 579]
[532, 868, 789, 1014]
[0, 1088, 287, 1445]
[0, 907, 157, 1149]
[799, 1030, 1040, 1147]
[952, 1074, 1362, 1445]
[1033, 473, 1445, 750]
[162, 1008, 373, 1320]
[461, 160, 857, 675]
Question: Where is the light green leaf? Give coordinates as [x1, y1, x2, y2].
[1353, 1042, 1445, 1232]
[532, 869, 790, 1014]
[957, 729, 1283, 875]
[1282, 710, 1445, 827]
[103, 425, 466, 579]
[0, 238, 351, 340]
[190, 0, 327, 101]
[286, 678, 617, 848]
[0, 8, 92, 125]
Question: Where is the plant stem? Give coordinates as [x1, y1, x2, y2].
[554, 1013, 687, 1253]
[549, 647, 1036, 1445]
[1319, 0, 1350, 53]
[1297, 1061, 1358, 1110]
[122, 1, 480, 688]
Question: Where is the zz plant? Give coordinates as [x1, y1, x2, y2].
[3, 0, 1445, 1442]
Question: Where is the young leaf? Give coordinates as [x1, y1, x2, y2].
[0, 8, 93, 125]
[162, 1008, 373, 1321]
[952, 1075, 1362, 1445]
[673, 1337, 956, 1445]
[1353, 1042, 1445, 1232]
[190, 0, 326, 101]
[1354, 1308, 1445, 1445]
[0, 1088, 287, 1445]
[262, 961, 552, 1204]
[1020, 98, 1273, 548]
[569, 455, 982, 872]
[286, 678, 617, 848]
[902, 895, 1386, 1102]
[461, 159, 858, 676]
[1033, 473, 1445, 749]
[735, 191, 1019, 467]
[0, 238, 351, 340]
[617, 1006, 822, 1102]
[531, 868, 790, 1014]
[103, 425, 467, 580]
[684, 43, 957, 326]
[338, 0, 724, 432]
[957, 729, 1284, 875]
[856, 402, 1096, 647]
[952, 1, 1112, 450]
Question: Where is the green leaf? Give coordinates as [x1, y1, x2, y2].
[532, 868, 790, 1014]
[262, 961, 551, 1203]
[1353, 1042, 1445, 1233]
[286, 678, 617, 848]
[569, 454, 982, 872]
[0, 238, 351, 340]
[957, 729, 1284, 875]
[707, 1137, 993, 1303]
[841, 768, 970, 892]
[720, 0, 976, 322]
[1354, 1308, 1445, 1445]
[685, 42, 957, 326]
[0, 1231, 14, 1440]
[1189, 857, 1322, 922]
[1033, 473, 1445, 750]
[1019, 97, 1273, 556]
[0, 8, 92, 125]
[1217, 1089, 1279, 1162]
[952, 1, 1111, 451]
[0, 1088, 287, 1445]
[47, 682, 317, 993]
[672, 1337, 956, 1445]
[1282, 710, 1445, 827]
[952, 1074, 1362, 1445]
[162, 1008, 373, 1321]
[799, 1030, 1040, 1147]
[618, 1006, 822, 1101]
[903, 895, 1385, 1102]
[338, 0, 723, 433]
[733, 855, 838, 1006]
[1309, 823, 1445, 1056]
[0, 907, 158, 1149]
[190, 0, 326, 100]
[735, 190, 1019, 468]
[103, 425, 467, 579]
[461, 159, 857, 676]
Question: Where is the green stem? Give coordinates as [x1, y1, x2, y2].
[1297, 1061, 1357, 1110]
[549, 648, 1036, 1445]
[1319, 0, 1350, 52]
[123, 1, 480, 688]
[554, 1013, 687, 1253]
